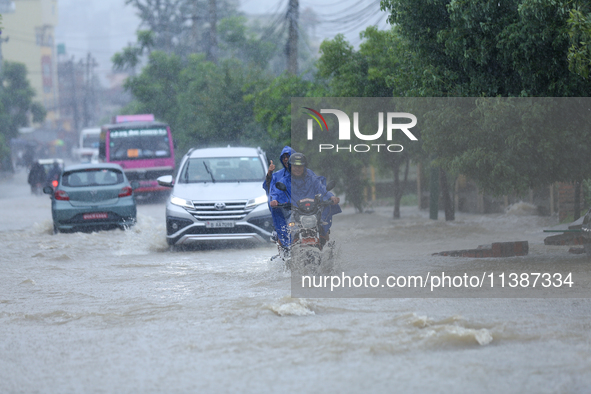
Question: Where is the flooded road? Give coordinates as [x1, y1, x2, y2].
[1, 170, 591, 393]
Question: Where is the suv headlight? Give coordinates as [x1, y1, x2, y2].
[170, 196, 194, 209]
[246, 194, 268, 209]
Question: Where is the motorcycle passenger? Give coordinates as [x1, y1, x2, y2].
[45, 160, 62, 188]
[263, 146, 293, 200]
[263, 146, 293, 245]
[270, 152, 341, 248]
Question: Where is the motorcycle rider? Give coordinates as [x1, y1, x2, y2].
[263, 147, 318, 247]
[28, 160, 46, 194]
[270, 152, 341, 248]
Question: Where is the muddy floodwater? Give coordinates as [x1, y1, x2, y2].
[1, 170, 591, 393]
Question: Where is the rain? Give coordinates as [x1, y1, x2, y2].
[1, 0, 591, 392]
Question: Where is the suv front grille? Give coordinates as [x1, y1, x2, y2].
[187, 200, 251, 220]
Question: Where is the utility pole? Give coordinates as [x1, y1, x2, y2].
[191, 0, 199, 53]
[207, 0, 217, 63]
[69, 57, 80, 133]
[0, 0, 14, 81]
[286, 0, 299, 74]
[82, 52, 98, 127]
[0, 35, 8, 87]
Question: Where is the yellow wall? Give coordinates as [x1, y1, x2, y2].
[2, 0, 59, 123]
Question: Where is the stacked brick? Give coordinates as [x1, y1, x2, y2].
[433, 241, 529, 257]
[543, 232, 586, 246]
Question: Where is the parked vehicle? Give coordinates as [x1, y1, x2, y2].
[37, 158, 64, 174]
[99, 114, 175, 199]
[72, 127, 100, 163]
[158, 146, 273, 246]
[43, 163, 137, 233]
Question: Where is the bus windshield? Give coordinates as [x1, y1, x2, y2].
[82, 134, 100, 149]
[108, 127, 171, 161]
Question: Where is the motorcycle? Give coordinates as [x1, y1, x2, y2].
[30, 182, 45, 195]
[274, 180, 338, 271]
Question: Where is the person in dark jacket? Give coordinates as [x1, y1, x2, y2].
[28, 161, 46, 194]
[270, 152, 341, 248]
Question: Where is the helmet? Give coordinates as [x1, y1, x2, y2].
[289, 152, 307, 167]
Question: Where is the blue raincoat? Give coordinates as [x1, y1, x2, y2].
[262, 146, 295, 246]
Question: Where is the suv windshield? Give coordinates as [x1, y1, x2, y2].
[180, 157, 264, 183]
[62, 169, 124, 187]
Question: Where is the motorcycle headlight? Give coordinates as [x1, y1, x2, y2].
[246, 194, 268, 209]
[170, 196, 195, 209]
[300, 215, 317, 229]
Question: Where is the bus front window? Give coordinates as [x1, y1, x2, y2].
[108, 128, 171, 160]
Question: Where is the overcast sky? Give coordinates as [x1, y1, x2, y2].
[54, 0, 389, 86]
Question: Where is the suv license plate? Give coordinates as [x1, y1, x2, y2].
[205, 221, 235, 228]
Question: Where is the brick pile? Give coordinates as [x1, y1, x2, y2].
[433, 241, 529, 257]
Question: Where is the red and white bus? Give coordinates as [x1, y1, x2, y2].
[99, 114, 175, 197]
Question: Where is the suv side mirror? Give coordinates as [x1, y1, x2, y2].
[157, 175, 174, 187]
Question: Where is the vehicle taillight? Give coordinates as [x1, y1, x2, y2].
[52, 180, 58, 188]
[118, 186, 133, 197]
[54, 190, 69, 201]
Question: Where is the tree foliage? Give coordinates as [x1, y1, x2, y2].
[120, 51, 271, 157]
[315, 27, 426, 215]
[568, 4, 591, 79]
[0, 61, 46, 167]
[381, 0, 591, 195]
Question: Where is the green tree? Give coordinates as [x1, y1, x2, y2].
[251, 72, 313, 150]
[568, 4, 591, 79]
[0, 61, 46, 169]
[0, 61, 46, 140]
[112, 30, 155, 75]
[176, 55, 268, 149]
[315, 27, 426, 216]
[119, 50, 272, 157]
[381, 0, 591, 198]
[122, 50, 184, 126]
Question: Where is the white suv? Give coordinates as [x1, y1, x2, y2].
[158, 147, 273, 246]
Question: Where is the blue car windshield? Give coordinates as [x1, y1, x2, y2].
[62, 169, 124, 187]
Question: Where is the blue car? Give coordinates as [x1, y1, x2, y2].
[44, 163, 137, 233]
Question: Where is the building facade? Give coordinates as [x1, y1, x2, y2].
[2, 0, 59, 125]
